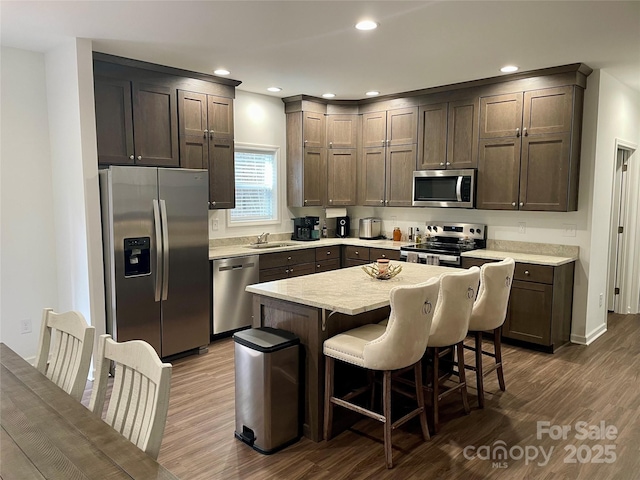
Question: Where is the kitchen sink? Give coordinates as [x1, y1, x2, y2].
[245, 242, 297, 249]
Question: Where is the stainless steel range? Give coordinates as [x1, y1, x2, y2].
[400, 222, 486, 268]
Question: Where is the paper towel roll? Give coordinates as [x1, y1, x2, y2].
[325, 207, 347, 218]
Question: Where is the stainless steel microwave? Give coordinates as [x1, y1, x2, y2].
[412, 169, 476, 208]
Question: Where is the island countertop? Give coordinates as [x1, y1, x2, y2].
[246, 262, 456, 316]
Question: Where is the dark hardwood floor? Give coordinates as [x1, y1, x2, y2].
[83, 313, 640, 479]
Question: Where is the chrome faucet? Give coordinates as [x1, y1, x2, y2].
[256, 232, 269, 244]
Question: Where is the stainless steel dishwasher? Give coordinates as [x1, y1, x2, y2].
[212, 255, 259, 335]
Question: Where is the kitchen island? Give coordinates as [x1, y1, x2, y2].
[246, 262, 456, 442]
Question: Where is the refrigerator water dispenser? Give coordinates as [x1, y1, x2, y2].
[124, 237, 151, 277]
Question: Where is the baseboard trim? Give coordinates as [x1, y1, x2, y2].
[570, 323, 607, 345]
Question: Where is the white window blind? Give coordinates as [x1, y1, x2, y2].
[230, 149, 277, 223]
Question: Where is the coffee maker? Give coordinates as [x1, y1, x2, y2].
[336, 216, 350, 238]
[291, 216, 320, 241]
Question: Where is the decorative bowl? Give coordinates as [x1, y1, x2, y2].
[362, 262, 402, 280]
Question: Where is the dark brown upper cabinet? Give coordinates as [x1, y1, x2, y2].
[360, 107, 417, 206]
[286, 109, 329, 207]
[327, 149, 357, 206]
[178, 90, 235, 209]
[95, 76, 179, 167]
[417, 98, 478, 170]
[477, 86, 580, 211]
[326, 114, 358, 149]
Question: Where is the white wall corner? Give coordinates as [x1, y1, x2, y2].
[571, 322, 607, 345]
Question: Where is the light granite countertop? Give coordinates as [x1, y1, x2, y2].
[209, 237, 411, 260]
[246, 262, 456, 315]
[461, 239, 579, 266]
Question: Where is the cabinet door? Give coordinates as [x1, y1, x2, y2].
[479, 93, 523, 139]
[132, 82, 179, 167]
[208, 95, 234, 139]
[523, 86, 573, 136]
[288, 262, 316, 278]
[362, 111, 387, 148]
[417, 103, 448, 170]
[447, 98, 479, 169]
[259, 267, 289, 283]
[302, 147, 327, 206]
[316, 258, 341, 273]
[326, 115, 358, 149]
[387, 107, 418, 146]
[519, 133, 571, 211]
[94, 76, 134, 165]
[303, 112, 325, 148]
[327, 149, 357, 206]
[385, 144, 416, 207]
[477, 137, 521, 210]
[178, 90, 208, 169]
[209, 137, 235, 209]
[503, 280, 553, 346]
[359, 147, 386, 206]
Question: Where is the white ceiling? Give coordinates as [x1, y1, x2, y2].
[2, 1, 639, 99]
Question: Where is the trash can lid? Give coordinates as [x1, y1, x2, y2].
[233, 327, 300, 353]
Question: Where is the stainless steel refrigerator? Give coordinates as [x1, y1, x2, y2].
[99, 166, 210, 358]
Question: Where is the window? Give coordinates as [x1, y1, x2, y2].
[228, 144, 278, 225]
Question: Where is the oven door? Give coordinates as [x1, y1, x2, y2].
[400, 250, 462, 268]
[412, 169, 475, 208]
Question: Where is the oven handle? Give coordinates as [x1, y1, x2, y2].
[456, 176, 463, 202]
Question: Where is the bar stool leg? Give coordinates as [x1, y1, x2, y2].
[324, 356, 335, 441]
[456, 342, 470, 414]
[383, 370, 393, 469]
[475, 331, 485, 408]
[414, 360, 430, 441]
[495, 327, 506, 391]
[432, 347, 440, 433]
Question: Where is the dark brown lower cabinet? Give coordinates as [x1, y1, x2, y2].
[461, 257, 575, 352]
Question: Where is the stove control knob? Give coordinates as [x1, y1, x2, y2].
[470, 228, 475, 234]
[477, 228, 482, 235]
[433, 226, 438, 232]
[427, 226, 432, 231]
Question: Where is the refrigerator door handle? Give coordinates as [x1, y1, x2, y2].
[152, 199, 163, 302]
[160, 199, 170, 301]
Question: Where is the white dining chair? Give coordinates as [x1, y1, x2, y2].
[35, 308, 95, 401]
[89, 334, 172, 460]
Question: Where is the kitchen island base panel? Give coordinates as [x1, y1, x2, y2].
[253, 294, 390, 442]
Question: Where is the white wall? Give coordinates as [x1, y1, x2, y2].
[0, 41, 104, 361]
[208, 90, 294, 240]
[0, 48, 58, 359]
[583, 70, 640, 339]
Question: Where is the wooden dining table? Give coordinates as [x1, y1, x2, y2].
[0, 343, 179, 480]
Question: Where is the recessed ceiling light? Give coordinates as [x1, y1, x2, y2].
[500, 65, 519, 73]
[267, 87, 282, 92]
[365, 91, 380, 96]
[214, 69, 230, 75]
[322, 93, 336, 98]
[355, 20, 378, 31]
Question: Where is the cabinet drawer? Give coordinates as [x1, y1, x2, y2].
[259, 267, 289, 283]
[461, 257, 496, 269]
[315, 246, 340, 261]
[316, 258, 341, 273]
[260, 249, 315, 270]
[344, 246, 370, 261]
[344, 259, 370, 268]
[370, 248, 400, 261]
[288, 262, 316, 278]
[514, 263, 554, 284]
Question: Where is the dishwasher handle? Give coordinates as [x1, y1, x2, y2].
[219, 262, 256, 272]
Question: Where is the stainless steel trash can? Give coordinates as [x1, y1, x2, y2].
[233, 327, 300, 454]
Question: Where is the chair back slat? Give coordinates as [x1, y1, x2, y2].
[35, 308, 95, 402]
[89, 334, 172, 460]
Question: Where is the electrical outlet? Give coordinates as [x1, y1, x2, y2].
[599, 293, 603, 307]
[20, 319, 32, 334]
[518, 222, 526, 234]
[211, 218, 219, 231]
[563, 224, 576, 237]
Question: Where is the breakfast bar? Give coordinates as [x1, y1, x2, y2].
[246, 262, 456, 442]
